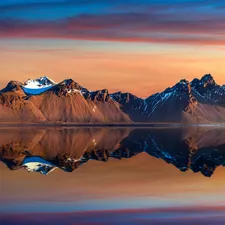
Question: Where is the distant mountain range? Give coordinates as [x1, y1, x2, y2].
[0, 74, 225, 123]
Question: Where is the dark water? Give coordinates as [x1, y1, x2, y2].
[1, 126, 225, 224]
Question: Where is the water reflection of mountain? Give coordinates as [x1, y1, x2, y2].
[1, 127, 225, 177]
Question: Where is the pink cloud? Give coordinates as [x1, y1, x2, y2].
[0, 13, 225, 46]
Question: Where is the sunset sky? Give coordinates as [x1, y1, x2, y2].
[1, 0, 225, 97]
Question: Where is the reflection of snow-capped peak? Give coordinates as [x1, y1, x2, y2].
[22, 156, 57, 175]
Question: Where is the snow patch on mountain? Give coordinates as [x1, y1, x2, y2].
[147, 92, 172, 116]
[66, 89, 82, 95]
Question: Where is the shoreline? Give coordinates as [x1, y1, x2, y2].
[0, 122, 225, 128]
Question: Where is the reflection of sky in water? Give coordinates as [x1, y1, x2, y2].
[1, 195, 225, 213]
[1, 208, 225, 225]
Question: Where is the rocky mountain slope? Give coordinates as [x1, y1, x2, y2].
[111, 74, 225, 123]
[0, 74, 225, 123]
[0, 78, 130, 123]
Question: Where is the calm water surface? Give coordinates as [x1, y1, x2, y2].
[1, 126, 225, 224]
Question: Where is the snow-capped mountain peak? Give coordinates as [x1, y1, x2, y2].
[22, 76, 57, 95]
[23, 76, 57, 89]
[201, 74, 216, 85]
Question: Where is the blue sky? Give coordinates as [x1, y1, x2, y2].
[1, 0, 225, 45]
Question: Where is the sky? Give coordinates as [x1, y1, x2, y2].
[0, 0, 225, 97]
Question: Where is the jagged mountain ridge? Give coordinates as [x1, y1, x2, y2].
[0, 74, 225, 123]
[0, 78, 130, 123]
[111, 74, 225, 123]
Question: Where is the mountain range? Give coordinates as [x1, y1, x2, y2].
[0, 74, 225, 123]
